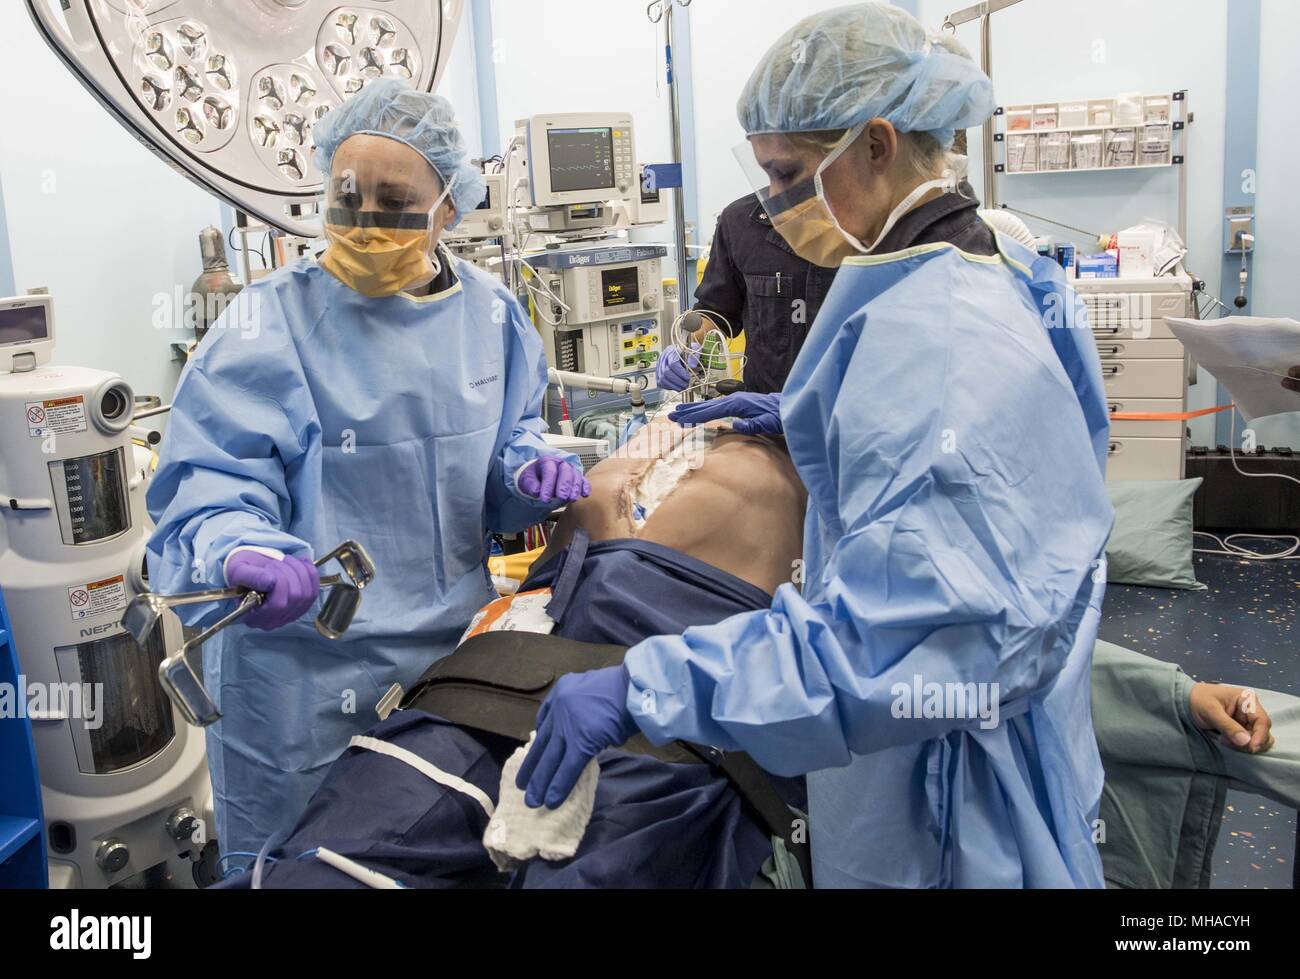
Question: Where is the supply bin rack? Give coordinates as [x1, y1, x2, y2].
[991, 89, 1190, 241]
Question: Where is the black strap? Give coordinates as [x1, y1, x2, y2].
[401, 631, 699, 765]
[681, 743, 812, 888]
[402, 630, 811, 884]
[544, 528, 590, 623]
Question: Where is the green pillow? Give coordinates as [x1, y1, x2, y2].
[1105, 478, 1205, 590]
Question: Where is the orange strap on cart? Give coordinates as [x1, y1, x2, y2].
[1110, 405, 1234, 421]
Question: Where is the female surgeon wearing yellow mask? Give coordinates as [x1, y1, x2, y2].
[318, 129, 459, 298]
[147, 79, 590, 858]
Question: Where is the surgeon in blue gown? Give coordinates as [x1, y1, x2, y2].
[147, 80, 588, 857]
[518, 3, 1115, 888]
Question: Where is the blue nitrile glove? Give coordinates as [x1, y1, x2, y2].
[656, 342, 702, 392]
[516, 665, 638, 809]
[669, 392, 783, 435]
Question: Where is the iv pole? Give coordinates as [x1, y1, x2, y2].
[649, 0, 695, 310]
[942, 0, 1026, 209]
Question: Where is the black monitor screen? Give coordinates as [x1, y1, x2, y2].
[547, 128, 615, 194]
[0, 303, 49, 346]
[602, 266, 640, 309]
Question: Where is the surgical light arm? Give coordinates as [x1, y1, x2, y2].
[25, 1, 463, 237]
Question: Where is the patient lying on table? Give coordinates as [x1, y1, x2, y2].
[217, 419, 1296, 889]
[218, 419, 811, 888]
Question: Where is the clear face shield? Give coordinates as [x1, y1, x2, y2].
[733, 133, 854, 270]
[319, 154, 456, 298]
[734, 124, 960, 268]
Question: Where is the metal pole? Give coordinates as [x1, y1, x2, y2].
[980, 14, 996, 207]
[548, 369, 636, 396]
[663, 3, 692, 310]
[235, 218, 253, 286]
[1177, 91, 1189, 243]
[943, 0, 1024, 31]
[944, 0, 1025, 207]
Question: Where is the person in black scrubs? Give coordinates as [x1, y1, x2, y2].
[658, 132, 1007, 397]
[656, 193, 838, 395]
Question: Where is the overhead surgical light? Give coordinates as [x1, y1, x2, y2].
[27, 0, 464, 237]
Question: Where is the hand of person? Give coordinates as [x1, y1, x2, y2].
[656, 342, 702, 392]
[516, 665, 638, 809]
[670, 392, 783, 436]
[225, 549, 320, 631]
[517, 457, 591, 505]
[1283, 366, 1300, 394]
[1189, 682, 1274, 753]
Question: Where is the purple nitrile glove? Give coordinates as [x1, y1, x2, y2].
[656, 341, 702, 392]
[517, 456, 591, 505]
[225, 550, 320, 631]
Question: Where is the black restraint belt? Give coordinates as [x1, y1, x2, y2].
[400, 631, 812, 885]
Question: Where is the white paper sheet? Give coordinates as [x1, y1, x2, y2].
[1165, 316, 1300, 422]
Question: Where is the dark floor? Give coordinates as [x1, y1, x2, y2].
[1098, 548, 1299, 888]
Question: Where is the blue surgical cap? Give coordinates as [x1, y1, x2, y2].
[738, 2, 995, 148]
[313, 78, 486, 225]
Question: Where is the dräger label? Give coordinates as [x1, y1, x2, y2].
[27, 396, 88, 438]
[68, 576, 127, 621]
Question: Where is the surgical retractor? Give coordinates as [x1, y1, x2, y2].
[122, 540, 376, 727]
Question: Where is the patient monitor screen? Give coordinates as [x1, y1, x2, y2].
[547, 127, 615, 193]
[0, 303, 49, 346]
[601, 266, 640, 309]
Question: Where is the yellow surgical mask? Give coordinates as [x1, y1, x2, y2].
[320, 216, 435, 298]
[319, 177, 456, 297]
[741, 124, 958, 269]
[736, 132, 865, 270]
[770, 194, 862, 269]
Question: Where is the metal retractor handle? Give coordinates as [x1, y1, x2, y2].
[121, 540, 376, 727]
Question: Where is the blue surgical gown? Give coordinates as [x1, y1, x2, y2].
[624, 236, 1115, 887]
[146, 257, 573, 855]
